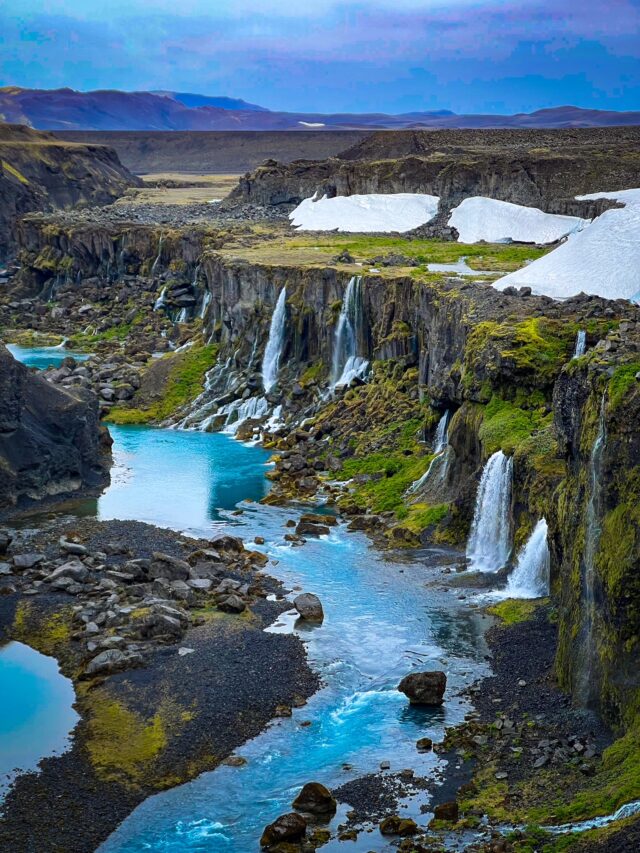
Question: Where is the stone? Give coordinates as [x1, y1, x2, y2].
[59, 536, 87, 556]
[433, 801, 459, 822]
[260, 812, 307, 848]
[416, 737, 433, 752]
[292, 782, 337, 816]
[46, 560, 89, 583]
[295, 520, 330, 536]
[12, 553, 46, 569]
[379, 816, 418, 836]
[398, 671, 446, 706]
[149, 552, 191, 580]
[293, 592, 324, 622]
[85, 648, 143, 676]
[217, 594, 246, 614]
[0, 530, 12, 555]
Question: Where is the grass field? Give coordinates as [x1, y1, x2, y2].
[116, 173, 241, 205]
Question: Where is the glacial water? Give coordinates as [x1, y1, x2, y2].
[87, 422, 490, 852]
[0, 641, 78, 799]
[98, 425, 270, 532]
[6, 342, 89, 370]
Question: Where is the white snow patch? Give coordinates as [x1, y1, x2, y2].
[289, 193, 440, 233]
[495, 188, 640, 300]
[298, 121, 326, 128]
[448, 197, 588, 245]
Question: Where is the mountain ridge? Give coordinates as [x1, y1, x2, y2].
[1, 87, 638, 131]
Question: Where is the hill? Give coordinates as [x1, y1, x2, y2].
[1, 87, 638, 131]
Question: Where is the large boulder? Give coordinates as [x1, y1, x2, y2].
[397, 671, 447, 706]
[292, 782, 337, 816]
[294, 592, 324, 622]
[260, 812, 307, 848]
[0, 345, 110, 508]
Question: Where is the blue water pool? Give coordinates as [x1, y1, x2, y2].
[6, 342, 89, 370]
[0, 641, 79, 799]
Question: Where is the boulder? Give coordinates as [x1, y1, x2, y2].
[149, 552, 191, 581]
[260, 812, 307, 848]
[59, 536, 87, 556]
[295, 520, 330, 536]
[217, 593, 246, 614]
[299, 513, 338, 527]
[294, 592, 324, 622]
[12, 552, 45, 569]
[292, 782, 337, 816]
[46, 560, 89, 584]
[379, 815, 418, 836]
[398, 671, 446, 706]
[84, 649, 143, 676]
[433, 801, 459, 822]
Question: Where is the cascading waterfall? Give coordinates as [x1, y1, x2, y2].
[466, 450, 513, 572]
[331, 276, 369, 388]
[577, 393, 607, 706]
[506, 518, 550, 598]
[151, 235, 164, 276]
[154, 287, 167, 312]
[573, 329, 587, 358]
[220, 397, 269, 435]
[407, 410, 450, 494]
[177, 307, 189, 324]
[262, 288, 287, 393]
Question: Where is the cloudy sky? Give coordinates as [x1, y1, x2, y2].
[1, 0, 639, 113]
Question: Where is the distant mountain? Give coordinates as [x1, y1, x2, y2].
[1, 87, 638, 131]
[152, 91, 268, 112]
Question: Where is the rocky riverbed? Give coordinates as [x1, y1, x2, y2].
[0, 516, 318, 853]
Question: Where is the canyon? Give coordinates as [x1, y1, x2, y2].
[0, 123, 639, 853]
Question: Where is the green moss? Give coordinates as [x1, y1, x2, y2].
[299, 360, 325, 386]
[84, 691, 167, 787]
[479, 395, 550, 455]
[488, 598, 548, 625]
[107, 343, 218, 424]
[13, 601, 72, 655]
[395, 502, 449, 534]
[608, 363, 640, 411]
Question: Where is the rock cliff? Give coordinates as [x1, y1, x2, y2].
[0, 345, 110, 509]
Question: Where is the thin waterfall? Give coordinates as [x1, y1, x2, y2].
[200, 290, 211, 320]
[573, 329, 587, 358]
[466, 450, 513, 572]
[262, 287, 287, 392]
[506, 519, 550, 598]
[177, 307, 189, 324]
[151, 235, 164, 276]
[154, 286, 167, 311]
[331, 276, 368, 388]
[577, 393, 607, 706]
[407, 410, 450, 494]
[220, 397, 269, 435]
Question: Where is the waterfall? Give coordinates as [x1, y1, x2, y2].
[154, 286, 167, 312]
[577, 394, 607, 706]
[177, 307, 189, 324]
[262, 287, 287, 392]
[407, 410, 450, 494]
[331, 276, 368, 388]
[220, 396, 269, 435]
[573, 329, 587, 358]
[506, 519, 550, 598]
[200, 290, 211, 320]
[151, 235, 164, 276]
[466, 451, 513, 572]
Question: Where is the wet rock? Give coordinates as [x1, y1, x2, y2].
[433, 801, 459, 822]
[294, 592, 324, 622]
[260, 812, 307, 848]
[379, 816, 418, 836]
[398, 671, 446, 705]
[295, 520, 330, 536]
[292, 782, 337, 816]
[299, 513, 338, 527]
[416, 737, 433, 752]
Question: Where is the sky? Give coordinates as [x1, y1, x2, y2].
[1, 0, 639, 114]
